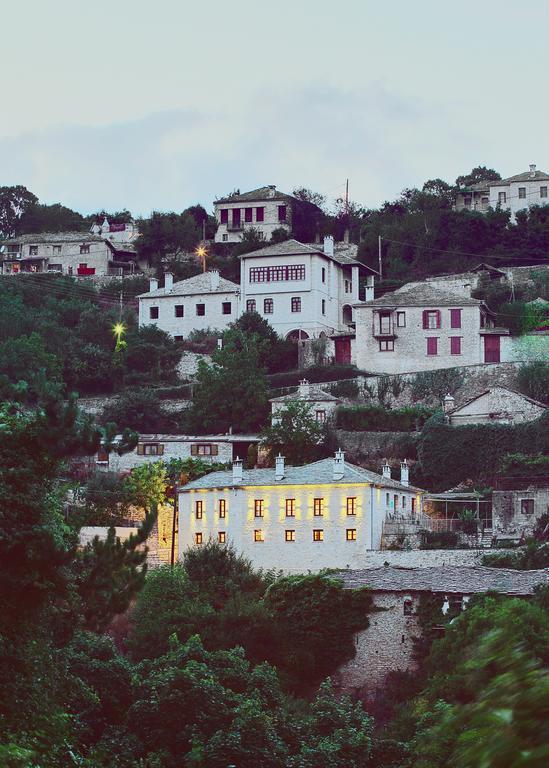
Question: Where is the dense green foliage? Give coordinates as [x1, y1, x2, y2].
[261, 399, 332, 464]
[500, 451, 549, 476]
[269, 364, 362, 389]
[337, 405, 433, 432]
[516, 361, 549, 403]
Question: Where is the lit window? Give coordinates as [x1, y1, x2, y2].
[219, 499, 226, 518]
[285, 530, 295, 542]
[313, 498, 323, 516]
[285, 499, 295, 517]
[175, 305, 184, 317]
[315, 410, 326, 423]
[195, 500, 203, 519]
[346, 528, 357, 541]
[254, 499, 264, 518]
[346, 497, 356, 516]
[218, 532, 226, 544]
[264, 298, 273, 314]
[195, 532, 203, 545]
[149, 306, 159, 319]
[246, 299, 256, 312]
[291, 297, 302, 313]
[396, 311, 406, 327]
[254, 529, 264, 542]
[518, 187, 526, 199]
[313, 529, 324, 542]
[222, 302, 232, 315]
[196, 303, 205, 316]
[520, 499, 534, 515]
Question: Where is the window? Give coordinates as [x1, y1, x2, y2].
[322, 267, 326, 283]
[143, 443, 162, 456]
[191, 444, 219, 456]
[344, 279, 350, 293]
[175, 305, 184, 317]
[96, 446, 109, 464]
[249, 265, 305, 282]
[219, 499, 226, 518]
[313, 529, 324, 542]
[463, 195, 472, 207]
[378, 311, 392, 334]
[220, 209, 229, 224]
[291, 297, 301, 313]
[278, 204, 287, 221]
[53, 245, 62, 254]
[541, 186, 548, 198]
[246, 299, 256, 312]
[48, 264, 62, 272]
[315, 410, 326, 423]
[346, 497, 357, 516]
[218, 532, 226, 544]
[450, 308, 462, 328]
[222, 234, 228, 242]
[195, 500, 203, 519]
[402, 496, 407, 509]
[244, 207, 253, 223]
[520, 499, 534, 515]
[412, 497, 417, 514]
[518, 187, 526, 199]
[80, 244, 90, 254]
[222, 302, 232, 315]
[195, 532, 203, 545]
[285, 529, 295, 542]
[450, 336, 462, 355]
[29, 245, 38, 256]
[346, 528, 357, 541]
[254, 529, 264, 542]
[396, 311, 406, 327]
[255, 207, 265, 222]
[403, 599, 413, 616]
[264, 298, 273, 314]
[149, 306, 159, 319]
[254, 499, 264, 518]
[313, 498, 323, 516]
[196, 303, 205, 316]
[285, 499, 295, 517]
[481, 196, 489, 208]
[394, 495, 399, 511]
[379, 340, 394, 352]
[498, 191, 507, 204]
[426, 337, 438, 356]
[321, 299, 326, 315]
[386, 493, 390, 507]
[422, 310, 441, 329]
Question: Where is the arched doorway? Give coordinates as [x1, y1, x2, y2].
[286, 329, 310, 342]
[342, 304, 353, 325]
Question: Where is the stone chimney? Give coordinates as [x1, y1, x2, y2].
[400, 459, 409, 487]
[149, 277, 158, 292]
[333, 449, 345, 481]
[275, 454, 285, 481]
[210, 270, 220, 290]
[443, 393, 455, 414]
[364, 274, 375, 302]
[298, 379, 311, 398]
[232, 456, 243, 484]
[382, 459, 391, 480]
[164, 272, 173, 292]
[267, 185, 276, 198]
[323, 235, 334, 258]
[529, 163, 536, 177]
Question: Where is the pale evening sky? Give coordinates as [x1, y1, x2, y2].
[1, 0, 548, 217]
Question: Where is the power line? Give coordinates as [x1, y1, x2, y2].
[379, 236, 549, 264]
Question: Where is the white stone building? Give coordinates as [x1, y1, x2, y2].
[492, 484, 549, 542]
[454, 164, 549, 220]
[96, 433, 259, 472]
[177, 452, 424, 572]
[213, 185, 322, 244]
[353, 284, 510, 374]
[270, 379, 341, 425]
[446, 386, 546, 426]
[240, 237, 375, 341]
[138, 271, 240, 340]
[0, 232, 122, 276]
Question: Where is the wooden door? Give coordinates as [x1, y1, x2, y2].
[335, 338, 351, 364]
[484, 335, 500, 363]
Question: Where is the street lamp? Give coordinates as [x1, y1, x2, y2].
[195, 244, 208, 273]
[113, 321, 126, 352]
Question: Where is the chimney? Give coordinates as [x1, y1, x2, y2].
[343, 228, 350, 244]
[210, 270, 220, 290]
[149, 277, 158, 292]
[333, 449, 345, 481]
[298, 379, 311, 397]
[232, 456, 243, 484]
[275, 454, 285, 481]
[267, 185, 276, 198]
[443, 393, 455, 414]
[364, 274, 375, 302]
[529, 163, 536, 177]
[323, 235, 334, 258]
[164, 272, 173, 292]
[382, 459, 391, 480]
[400, 459, 409, 487]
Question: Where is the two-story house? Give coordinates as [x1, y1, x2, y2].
[270, 379, 341, 426]
[213, 185, 322, 243]
[178, 451, 424, 572]
[353, 284, 510, 374]
[0, 232, 117, 276]
[455, 164, 549, 220]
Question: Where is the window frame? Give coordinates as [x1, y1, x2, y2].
[220, 209, 229, 224]
[450, 308, 462, 329]
[396, 311, 406, 328]
[313, 498, 323, 517]
[149, 306, 159, 320]
[219, 499, 226, 518]
[218, 531, 226, 544]
[246, 299, 256, 312]
[346, 497, 357, 516]
[285, 498, 295, 517]
[312, 529, 324, 542]
[254, 499, 264, 518]
[196, 303, 206, 316]
[520, 498, 534, 515]
[222, 301, 232, 315]
[541, 186, 548, 198]
[426, 337, 438, 356]
[263, 298, 274, 314]
[255, 207, 265, 222]
[254, 529, 264, 542]
[195, 500, 203, 519]
[291, 296, 302, 313]
[285, 529, 296, 542]
[379, 339, 394, 352]
[174, 304, 184, 317]
[195, 532, 203, 545]
[450, 336, 462, 355]
[346, 528, 357, 541]
[518, 187, 526, 199]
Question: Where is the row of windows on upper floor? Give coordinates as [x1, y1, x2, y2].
[500, 187, 548, 203]
[8, 243, 94, 255]
[219, 205, 287, 226]
[248, 264, 353, 291]
[193, 528, 359, 545]
[375, 309, 463, 333]
[378, 336, 464, 355]
[148, 301, 233, 320]
[246, 296, 328, 315]
[193, 495, 415, 519]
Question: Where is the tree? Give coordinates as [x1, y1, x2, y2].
[17, 202, 87, 234]
[0, 185, 38, 238]
[516, 362, 549, 404]
[455, 166, 502, 188]
[232, 226, 266, 256]
[135, 211, 200, 269]
[260, 399, 329, 465]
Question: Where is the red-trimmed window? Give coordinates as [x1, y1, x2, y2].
[246, 299, 256, 312]
[264, 298, 273, 314]
[423, 310, 441, 329]
[426, 337, 438, 356]
[450, 337, 462, 355]
[244, 207, 253, 223]
[256, 207, 265, 222]
[450, 309, 462, 329]
[220, 209, 228, 224]
[278, 205, 287, 221]
[291, 297, 301, 313]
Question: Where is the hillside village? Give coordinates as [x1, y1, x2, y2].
[1, 167, 548, 767]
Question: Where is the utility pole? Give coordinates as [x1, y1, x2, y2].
[202, 218, 206, 242]
[119, 270, 123, 321]
[170, 487, 178, 566]
[378, 235, 382, 279]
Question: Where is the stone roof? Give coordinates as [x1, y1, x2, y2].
[488, 169, 549, 186]
[237, 238, 373, 271]
[122, 433, 260, 443]
[179, 457, 422, 493]
[214, 186, 295, 205]
[355, 283, 481, 308]
[448, 386, 547, 415]
[1, 232, 104, 245]
[269, 386, 341, 404]
[138, 271, 240, 299]
[336, 565, 548, 596]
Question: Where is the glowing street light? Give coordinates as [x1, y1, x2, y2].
[113, 321, 127, 352]
[195, 244, 208, 272]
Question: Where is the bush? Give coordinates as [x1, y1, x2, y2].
[329, 379, 360, 399]
[420, 530, 459, 549]
[500, 452, 549, 477]
[336, 405, 434, 432]
[100, 388, 178, 432]
[269, 364, 360, 389]
[516, 361, 549, 404]
[411, 368, 465, 403]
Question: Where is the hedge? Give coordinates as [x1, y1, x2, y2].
[268, 364, 361, 389]
[336, 405, 434, 432]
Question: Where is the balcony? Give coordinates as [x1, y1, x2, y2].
[372, 311, 397, 339]
[227, 222, 244, 232]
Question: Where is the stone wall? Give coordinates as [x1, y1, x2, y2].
[335, 430, 418, 462]
[337, 548, 492, 568]
[177, 351, 213, 379]
[492, 487, 549, 539]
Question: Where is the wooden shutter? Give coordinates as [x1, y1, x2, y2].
[191, 444, 198, 456]
[158, 444, 164, 455]
[435, 310, 441, 328]
[422, 310, 429, 329]
[137, 444, 145, 455]
[211, 444, 218, 456]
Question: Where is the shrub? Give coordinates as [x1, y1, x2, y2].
[420, 531, 459, 549]
[516, 361, 549, 404]
[336, 405, 434, 432]
[500, 452, 549, 477]
[411, 368, 465, 403]
[269, 364, 360, 389]
[329, 379, 360, 399]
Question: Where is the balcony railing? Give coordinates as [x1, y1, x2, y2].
[227, 222, 244, 231]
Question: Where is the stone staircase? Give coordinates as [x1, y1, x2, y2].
[479, 528, 494, 548]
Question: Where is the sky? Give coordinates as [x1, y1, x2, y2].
[1, 0, 548, 217]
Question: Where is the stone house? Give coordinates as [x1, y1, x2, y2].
[446, 386, 546, 426]
[269, 379, 341, 426]
[335, 565, 548, 698]
[492, 480, 549, 542]
[138, 271, 240, 339]
[353, 283, 510, 374]
[177, 451, 424, 571]
[213, 185, 322, 244]
[454, 164, 549, 221]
